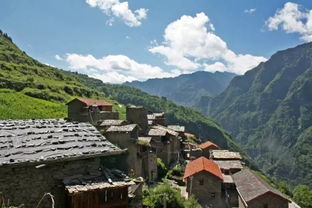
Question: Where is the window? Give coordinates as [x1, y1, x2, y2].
[210, 193, 216, 198]
[199, 179, 204, 185]
[263, 204, 268, 208]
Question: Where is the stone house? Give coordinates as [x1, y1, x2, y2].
[104, 124, 157, 183]
[126, 106, 148, 135]
[147, 112, 165, 126]
[137, 137, 158, 182]
[67, 98, 118, 123]
[198, 141, 220, 159]
[0, 119, 138, 208]
[105, 124, 140, 174]
[184, 157, 225, 208]
[233, 169, 290, 208]
[148, 125, 181, 166]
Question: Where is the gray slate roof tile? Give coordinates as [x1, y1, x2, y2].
[0, 119, 121, 167]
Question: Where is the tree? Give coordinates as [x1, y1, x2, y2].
[293, 185, 312, 208]
[277, 181, 292, 197]
[143, 181, 202, 208]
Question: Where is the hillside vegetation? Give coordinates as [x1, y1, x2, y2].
[0, 31, 125, 119]
[125, 71, 236, 107]
[0, 30, 247, 161]
[204, 43, 312, 188]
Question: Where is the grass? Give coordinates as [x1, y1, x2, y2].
[0, 89, 66, 119]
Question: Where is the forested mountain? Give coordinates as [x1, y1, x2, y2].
[0, 31, 247, 161]
[203, 42, 312, 187]
[125, 71, 236, 107]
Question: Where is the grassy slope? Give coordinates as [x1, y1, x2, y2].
[0, 89, 66, 119]
[0, 32, 126, 119]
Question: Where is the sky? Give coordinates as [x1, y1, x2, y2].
[1, 0, 312, 83]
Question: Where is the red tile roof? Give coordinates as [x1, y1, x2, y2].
[184, 157, 223, 180]
[67, 98, 112, 106]
[198, 141, 219, 150]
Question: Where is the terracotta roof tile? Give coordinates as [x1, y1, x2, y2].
[198, 141, 219, 150]
[184, 156, 223, 180]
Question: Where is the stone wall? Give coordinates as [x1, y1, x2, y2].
[67, 102, 118, 123]
[186, 171, 225, 208]
[0, 158, 101, 208]
[104, 132, 141, 177]
[248, 193, 289, 208]
[126, 107, 148, 135]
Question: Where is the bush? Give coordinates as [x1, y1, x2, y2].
[143, 181, 201, 208]
[293, 185, 312, 208]
[157, 158, 168, 179]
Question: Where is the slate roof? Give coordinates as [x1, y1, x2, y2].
[64, 168, 134, 194]
[0, 119, 121, 167]
[67, 98, 112, 107]
[198, 141, 219, 150]
[137, 137, 152, 146]
[222, 174, 234, 184]
[213, 160, 243, 171]
[106, 124, 137, 132]
[100, 120, 126, 127]
[152, 125, 179, 137]
[184, 156, 223, 180]
[167, 125, 185, 133]
[232, 169, 290, 204]
[147, 113, 165, 120]
[210, 150, 242, 160]
[148, 129, 167, 137]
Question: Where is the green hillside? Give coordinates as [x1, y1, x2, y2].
[0, 30, 125, 119]
[0, 89, 66, 119]
[205, 42, 312, 187]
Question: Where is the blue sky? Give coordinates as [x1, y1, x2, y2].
[1, 0, 312, 83]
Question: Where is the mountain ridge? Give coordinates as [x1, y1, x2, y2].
[204, 42, 312, 187]
[125, 71, 236, 107]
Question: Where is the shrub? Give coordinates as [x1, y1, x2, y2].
[293, 185, 312, 208]
[143, 181, 201, 208]
[157, 158, 168, 179]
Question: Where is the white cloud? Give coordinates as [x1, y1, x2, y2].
[149, 12, 266, 74]
[86, 0, 148, 27]
[266, 2, 312, 42]
[244, 8, 256, 14]
[55, 54, 63, 61]
[65, 53, 181, 83]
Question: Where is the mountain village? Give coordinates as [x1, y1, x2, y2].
[0, 98, 299, 208]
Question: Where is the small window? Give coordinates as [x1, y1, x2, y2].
[263, 204, 268, 208]
[199, 179, 204, 185]
[210, 193, 216, 198]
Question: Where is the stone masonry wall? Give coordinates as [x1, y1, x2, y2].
[0, 158, 101, 208]
[248, 193, 289, 208]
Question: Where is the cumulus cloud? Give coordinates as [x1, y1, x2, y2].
[149, 12, 266, 74]
[244, 8, 256, 14]
[55, 54, 63, 61]
[65, 53, 181, 83]
[266, 2, 312, 42]
[86, 0, 148, 27]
